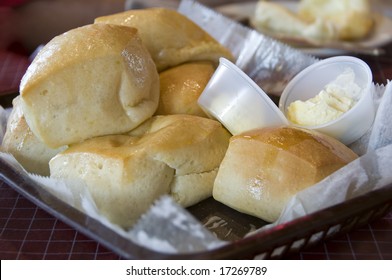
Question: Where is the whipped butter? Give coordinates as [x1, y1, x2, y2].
[287, 67, 362, 126]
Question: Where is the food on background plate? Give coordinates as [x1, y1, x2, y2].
[287, 67, 362, 126]
[156, 61, 215, 117]
[50, 115, 231, 228]
[251, 0, 374, 44]
[251, 0, 336, 43]
[95, 8, 234, 72]
[20, 23, 159, 149]
[298, 0, 374, 41]
[213, 126, 358, 223]
[2, 96, 66, 176]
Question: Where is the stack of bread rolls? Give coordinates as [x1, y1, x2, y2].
[1, 7, 359, 229]
[2, 8, 233, 228]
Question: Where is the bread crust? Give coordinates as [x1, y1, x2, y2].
[50, 115, 231, 228]
[213, 126, 358, 222]
[156, 61, 215, 117]
[20, 23, 159, 148]
[95, 8, 234, 71]
[2, 96, 66, 175]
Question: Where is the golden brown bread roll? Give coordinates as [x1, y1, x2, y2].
[156, 61, 215, 117]
[95, 8, 234, 72]
[20, 23, 159, 148]
[2, 96, 66, 176]
[49, 114, 231, 228]
[213, 126, 358, 222]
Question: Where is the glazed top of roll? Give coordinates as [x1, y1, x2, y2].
[95, 8, 234, 71]
[20, 23, 159, 148]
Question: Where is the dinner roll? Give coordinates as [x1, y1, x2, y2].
[213, 126, 358, 222]
[298, 0, 374, 40]
[95, 8, 234, 72]
[49, 115, 231, 228]
[155, 61, 215, 117]
[20, 23, 159, 148]
[2, 96, 66, 176]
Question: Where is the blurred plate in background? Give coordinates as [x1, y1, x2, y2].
[217, 1, 392, 56]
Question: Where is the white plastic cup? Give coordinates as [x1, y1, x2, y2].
[279, 56, 375, 145]
[198, 58, 288, 135]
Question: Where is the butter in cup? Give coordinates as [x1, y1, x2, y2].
[198, 58, 288, 135]
[279, 56, 375, 145]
